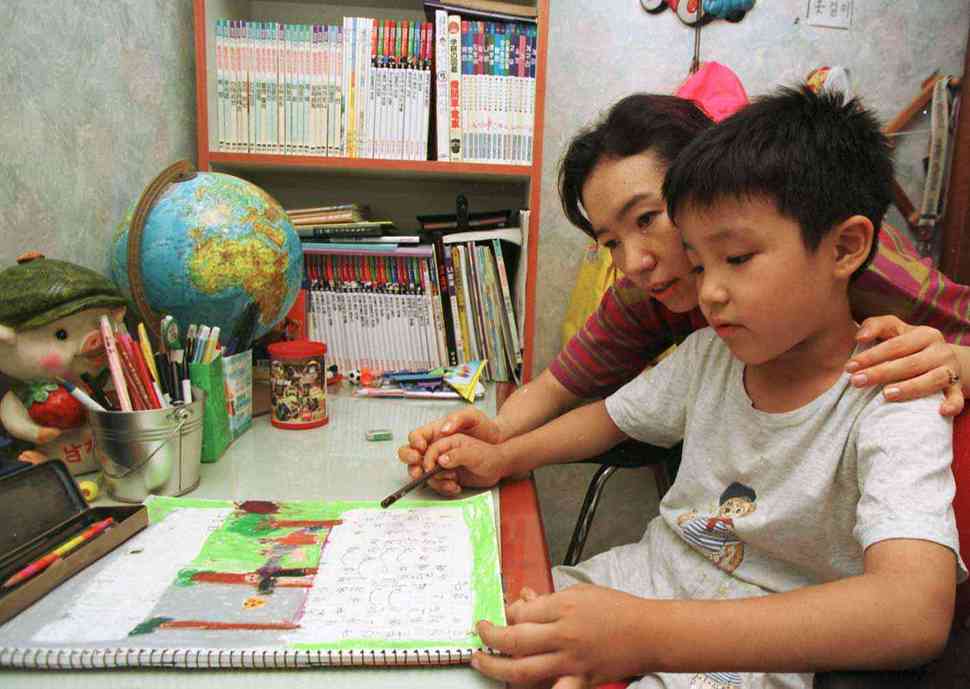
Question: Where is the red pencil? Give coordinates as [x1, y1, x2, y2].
[115, 334, 151, 410]
[125, 333, 162, 409]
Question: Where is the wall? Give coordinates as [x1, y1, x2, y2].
[0, 0, 197, 274]
[534, 1, 969, 564]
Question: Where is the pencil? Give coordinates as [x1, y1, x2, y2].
[2, 517, 115, 589]
[99, 316, 132, 412]
[137, 322, 160, 383]
[380, 465, 446, 508]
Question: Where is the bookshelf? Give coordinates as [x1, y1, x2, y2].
[192, 0, 549, 381]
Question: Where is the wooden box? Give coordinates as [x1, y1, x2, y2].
[0, 461, 147, 626]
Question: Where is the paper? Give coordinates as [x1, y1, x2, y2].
[4, 492, 504, 663]
[805, 0, 852, 29]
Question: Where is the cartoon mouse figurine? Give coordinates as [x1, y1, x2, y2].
[0, 253, 127, 472]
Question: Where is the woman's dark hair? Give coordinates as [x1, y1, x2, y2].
[558, 94, 715, 237]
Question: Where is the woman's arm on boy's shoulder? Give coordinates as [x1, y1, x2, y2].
[845, 224, 970, 415]
[847, 315, 968, 415]
[472, 540, 955, 686]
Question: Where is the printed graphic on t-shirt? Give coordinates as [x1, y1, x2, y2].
[689, 670, 743, 689]
[676, 481, 757, 575]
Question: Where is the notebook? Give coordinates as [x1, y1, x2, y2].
[0, 491, 505, 669]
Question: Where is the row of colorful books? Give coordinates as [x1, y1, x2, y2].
[297, 216, 526, 382]
[213, 6, 538, 164]
[432, 10, 538, 164]
[215, 18, 432, 159]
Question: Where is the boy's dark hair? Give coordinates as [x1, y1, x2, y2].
[663, 86, 893, 279]
[558, 94, 714, 237]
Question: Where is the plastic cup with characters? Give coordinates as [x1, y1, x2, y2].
[266, 341, 328, 430]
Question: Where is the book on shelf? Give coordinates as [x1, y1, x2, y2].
[446, 14, 462, 161]
[417, 207, 513, 231]
[286, 203, 371, 224]
[295, 220, 393, 235]
[424, 0, 539, 23]
[433, 9, 450, 161]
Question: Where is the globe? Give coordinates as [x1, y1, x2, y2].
[111, 170, 302, 345]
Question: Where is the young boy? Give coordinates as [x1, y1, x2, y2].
[419, 87, 966, 689]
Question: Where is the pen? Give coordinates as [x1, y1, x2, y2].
[380, 465, 446, 509]
[56, 378, 106, 412]
[79, 373, 112, 410]
[2, 517, 115, 589]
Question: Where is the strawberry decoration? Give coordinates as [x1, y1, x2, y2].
[17, 381, 86, 430]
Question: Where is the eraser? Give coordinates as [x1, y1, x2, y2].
[365, 429, 393, 442]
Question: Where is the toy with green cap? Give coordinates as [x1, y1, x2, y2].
[0, 252, 127, 472]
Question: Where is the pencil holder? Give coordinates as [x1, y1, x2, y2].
[187, 357, 231, 463]
[221, 349, 253, 440]
[267, 340, 328, 430]
[89, 387, 204, 503]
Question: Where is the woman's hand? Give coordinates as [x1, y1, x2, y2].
[846, 315, 965, 416]
[397, 408, 504, 478]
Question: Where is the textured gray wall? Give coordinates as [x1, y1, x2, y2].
[0, 0, 197, 276]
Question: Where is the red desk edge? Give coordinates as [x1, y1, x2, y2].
[499, 474, 554, 598]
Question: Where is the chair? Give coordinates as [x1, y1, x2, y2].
[564, 439, 682, 567]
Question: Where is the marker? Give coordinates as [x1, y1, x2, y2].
[56, 378, 106, 412]
[380, 465, 446, 509]
[2, 517, 115, 589]
[193, 325, 211, 364]
[202, 326, 220, 364]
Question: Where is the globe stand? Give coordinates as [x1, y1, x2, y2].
[127, 160, 198, 342]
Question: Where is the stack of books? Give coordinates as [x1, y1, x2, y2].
[287, 203, 413, 244]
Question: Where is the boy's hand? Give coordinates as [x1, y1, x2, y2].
[397, 408, 504, 477]
[471, 584, 648, 687]
[406, 433, 510, 496]
[847, 315, 965, 416]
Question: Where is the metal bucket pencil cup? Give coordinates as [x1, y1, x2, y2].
[89, 387, 205, 503]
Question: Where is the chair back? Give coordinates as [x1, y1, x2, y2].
[951, 409, 970, 625]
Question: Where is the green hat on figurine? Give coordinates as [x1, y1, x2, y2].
[0, 252, 127, 331]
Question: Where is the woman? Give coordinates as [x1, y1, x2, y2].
[400, 93, 970, 493]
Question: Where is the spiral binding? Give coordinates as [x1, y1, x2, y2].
[0, 645, 483, 669]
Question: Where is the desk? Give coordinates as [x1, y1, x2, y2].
[1, 388, 552, 688]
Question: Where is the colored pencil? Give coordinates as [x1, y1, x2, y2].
[99, 316, 131, 412]
[137, 322, 160, 383]
[2, 517, 115, 589]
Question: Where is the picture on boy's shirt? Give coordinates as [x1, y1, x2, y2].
[676, 481, 758, 574]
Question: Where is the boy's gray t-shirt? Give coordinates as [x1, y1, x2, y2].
[605, 327, 966, 591]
